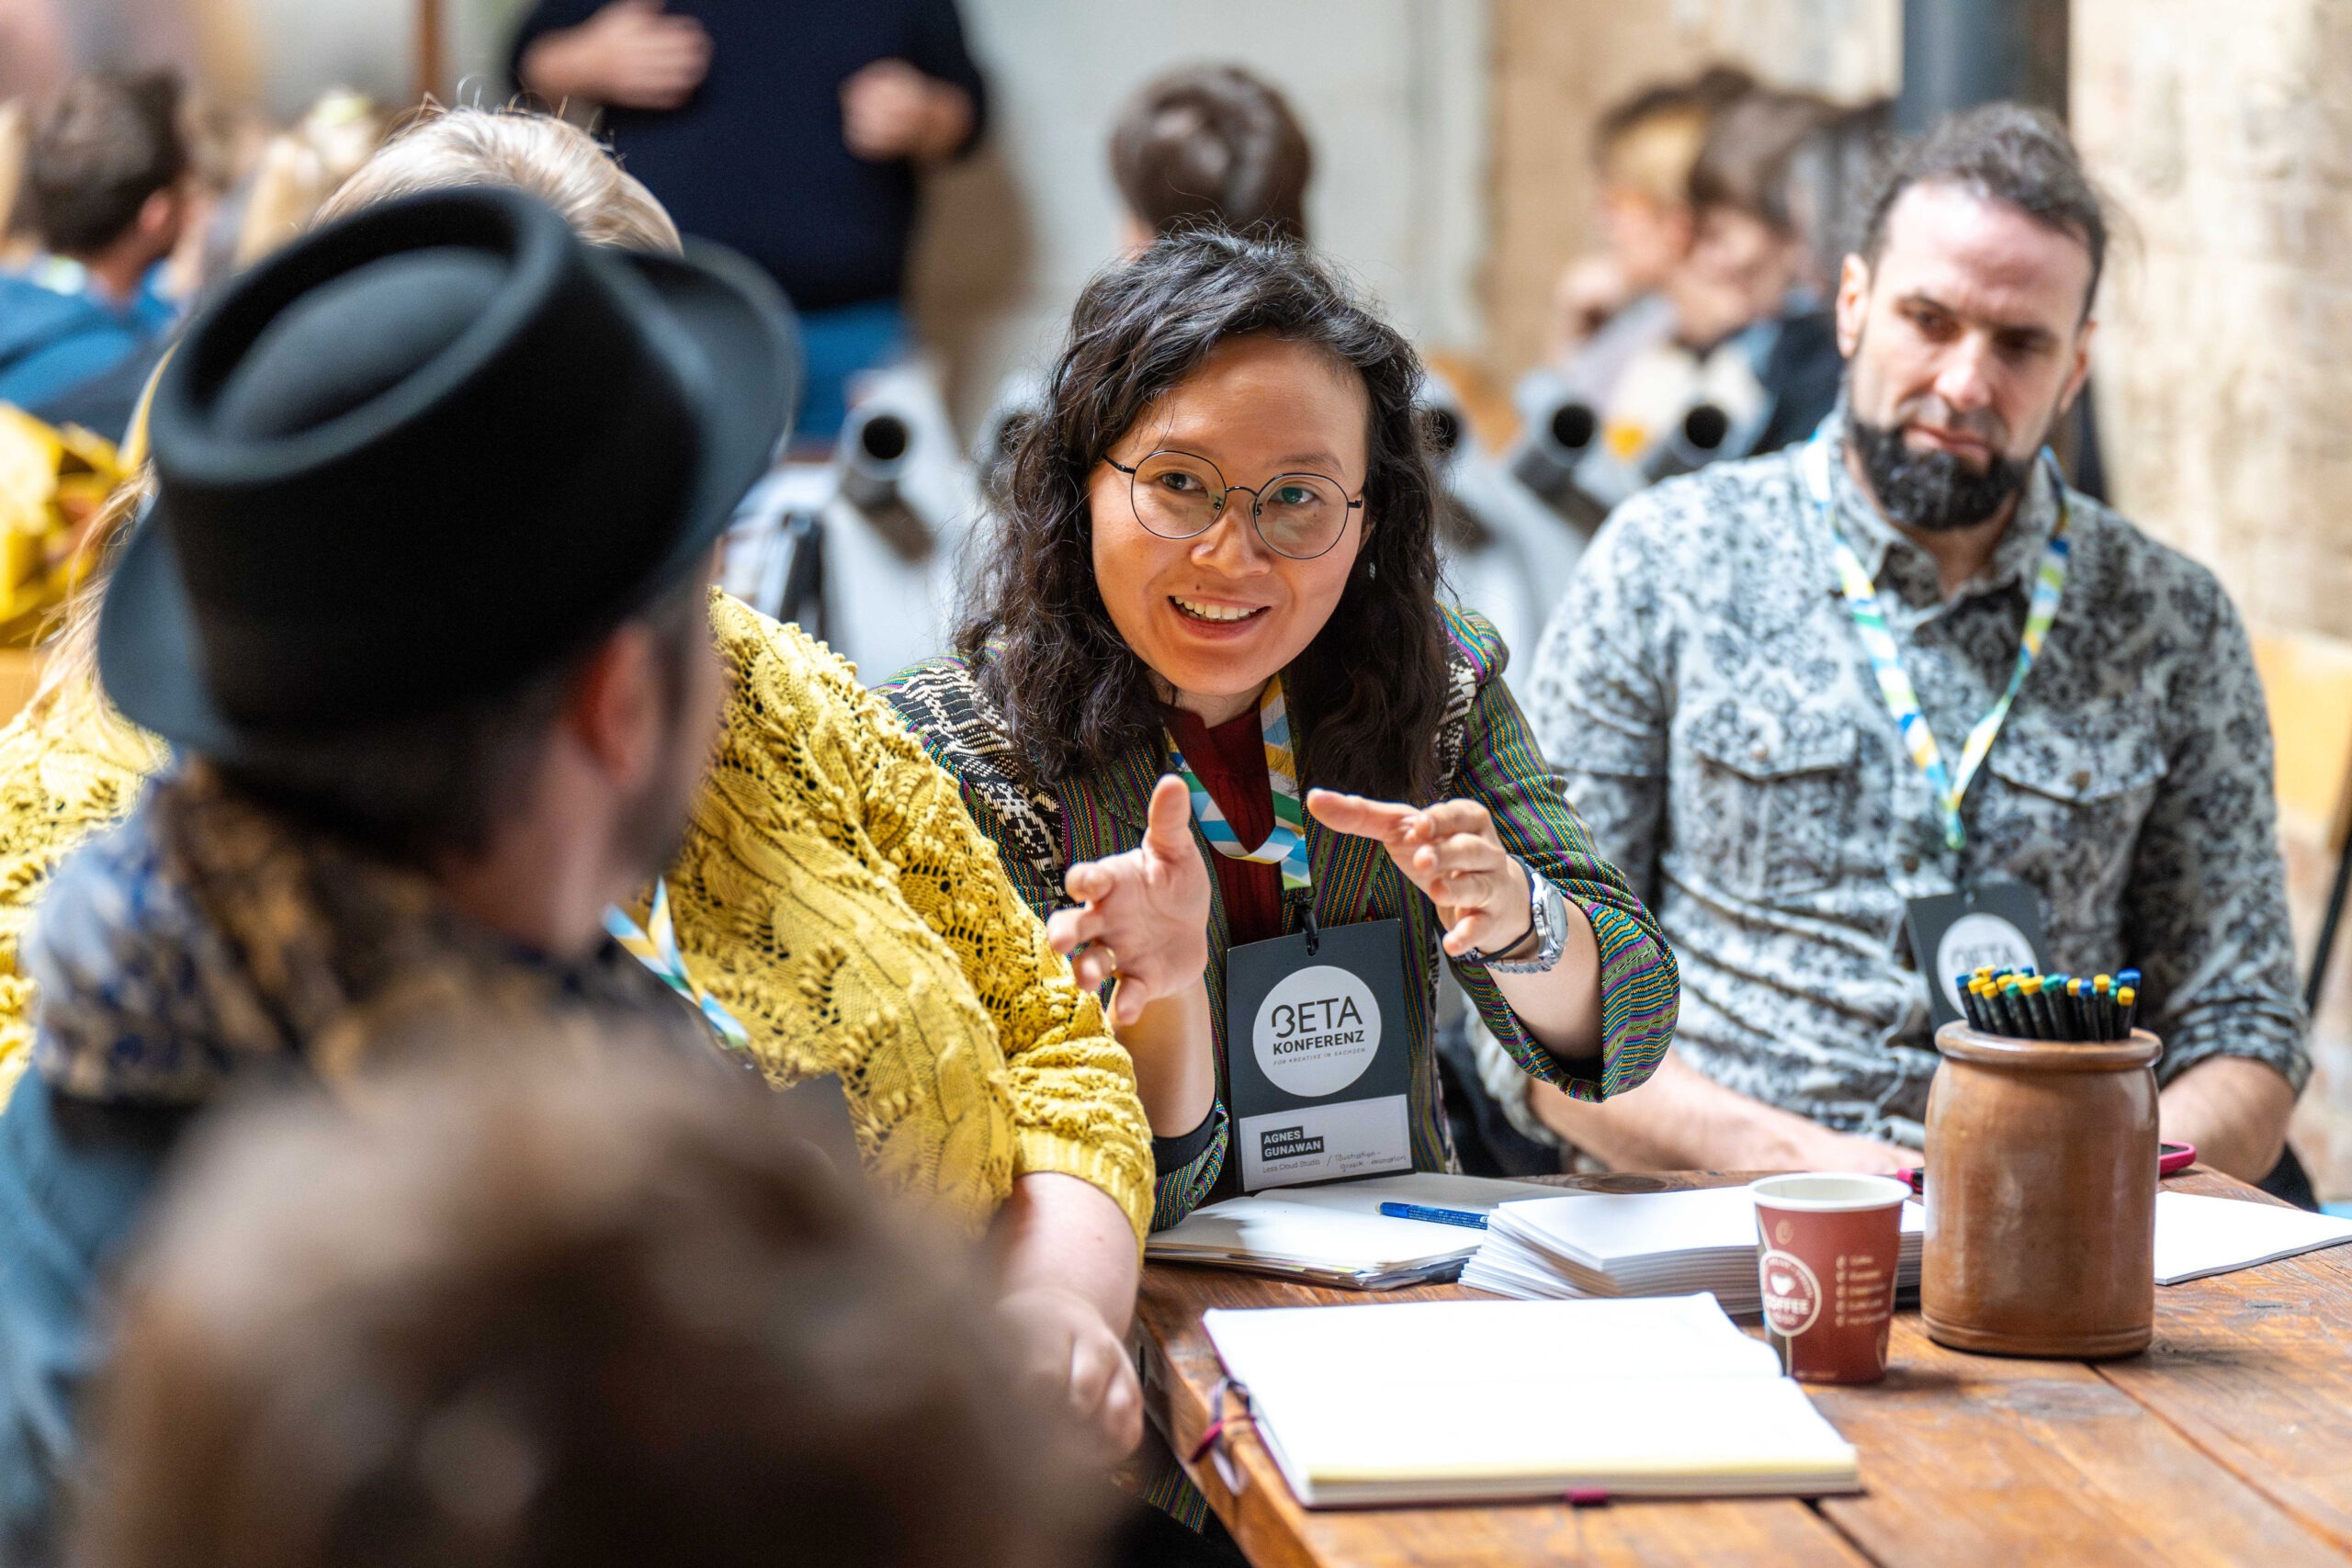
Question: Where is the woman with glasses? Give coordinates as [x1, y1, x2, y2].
[886, 232, 1678, 1229]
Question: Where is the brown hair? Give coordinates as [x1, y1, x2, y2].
[26, 73, 187, 256]
[75, 1049, 1102, 1568]
[1859, 101, 2109, 314]
[962, 230, 1450, 802]
[1109, 64, 1312, 243]
[1593, 65, 1755, 203]
[1687, 89, 1833, 231]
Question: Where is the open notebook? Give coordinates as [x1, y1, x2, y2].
[1146, 1173, 1566, 1289]
[1204, 1294, 1860, 1506]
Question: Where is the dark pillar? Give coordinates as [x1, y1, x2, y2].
[1896, 0, 2070, 133]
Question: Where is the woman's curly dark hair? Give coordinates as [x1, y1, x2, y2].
[960, 231, 1450, 803]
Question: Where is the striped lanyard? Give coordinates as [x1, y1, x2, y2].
[1167, 674, 1314, 897]
[604, 879, 752, 1051]
[1804, 431, 2071, 855]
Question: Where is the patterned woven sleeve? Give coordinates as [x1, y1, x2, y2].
[2122, 574, 2309, 1091]
[1148, 1101, 1227, 1231]
[1442, 612, 1678, 1103]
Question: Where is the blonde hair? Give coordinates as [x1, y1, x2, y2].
[1600, 107, 1709, 208]
[317, 105, 678, 254]
[34, 106, 682, 750]
[230, 88, 391, 270]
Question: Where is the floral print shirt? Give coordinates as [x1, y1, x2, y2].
[1521, 429, 2308, 1147]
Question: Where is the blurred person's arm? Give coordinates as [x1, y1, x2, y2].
[992, 1172, 1144, 1461]
[1552, 253, 1634, 357]
[1528, 1049, 1911, 1173]
[841, 61, 976, 164]
[2160, 1056, 2297, 1185]
[846, 0, 989, 164]
[515, 0, 710, 112]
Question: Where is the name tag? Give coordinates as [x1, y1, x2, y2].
[1222, 918, 1415, 1191]
[1902, 877, 2047, 1029]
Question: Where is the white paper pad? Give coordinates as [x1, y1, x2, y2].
[1204, 1294, 1860, 1506]
[1147, 1174, 1564, 1287]
[1464, 1187, 1922, 1313]
[2154, 1190, 2352, 1285]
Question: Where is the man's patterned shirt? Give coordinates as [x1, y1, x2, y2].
[1521, 431, 2309, 1147]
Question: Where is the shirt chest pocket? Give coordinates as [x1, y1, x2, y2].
[1677, 704, 1863, 899]
[1979, 726, 2166, 895]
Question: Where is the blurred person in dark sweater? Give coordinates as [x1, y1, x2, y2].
[511, 0, 985, 443]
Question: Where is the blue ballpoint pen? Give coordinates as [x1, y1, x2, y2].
[1379, 1201, 1489, 1229]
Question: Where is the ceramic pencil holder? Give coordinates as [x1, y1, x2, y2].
[1921, 1022, 2162, 1359]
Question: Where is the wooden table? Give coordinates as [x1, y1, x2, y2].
[1134, 1168, 2352, 1566]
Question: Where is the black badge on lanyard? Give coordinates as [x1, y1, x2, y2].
[1220, 916, 1416, 1192]
[1902, 877, 2047, 1029]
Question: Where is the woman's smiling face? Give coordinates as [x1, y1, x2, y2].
[1088, 333, 1371, 723]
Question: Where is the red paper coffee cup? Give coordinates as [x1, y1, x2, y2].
[1750, 1173, 1909, 1384]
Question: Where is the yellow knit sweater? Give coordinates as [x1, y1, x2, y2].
[0, 594, 1156, 1243]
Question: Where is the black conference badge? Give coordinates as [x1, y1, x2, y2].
[1902, 876, 2047, 1030]
[1222, 918, 1415, 1191]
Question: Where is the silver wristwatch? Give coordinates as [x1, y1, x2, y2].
[1469, 859, 1570, 974]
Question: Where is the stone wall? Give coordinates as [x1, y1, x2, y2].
[2072, 0, 2352, 639]
[2072, 0, 2352, 1199]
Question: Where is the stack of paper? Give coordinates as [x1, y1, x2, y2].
[1146, 1173, 1565, 1290]
[1205, 1293, 1860, 1505]
[2154, 1191, 2352, 1284]
[1462, 1186, 1922, 1314]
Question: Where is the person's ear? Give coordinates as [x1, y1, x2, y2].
[1834, 252, 1871, 359]
[561, 624, 664, 793]
[2058, 314, 2097, 416]
[133, 186, 180, 247]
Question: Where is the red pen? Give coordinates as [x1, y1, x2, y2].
[1898, 1141, 2195, 1191]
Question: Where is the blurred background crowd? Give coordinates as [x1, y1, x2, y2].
[3, 0, 2350, 1204]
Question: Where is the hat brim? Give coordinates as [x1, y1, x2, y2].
[620, 240, 802, 595]
[100, 241, 801, 757]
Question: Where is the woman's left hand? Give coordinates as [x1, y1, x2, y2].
[1306, 790, 1533, 958]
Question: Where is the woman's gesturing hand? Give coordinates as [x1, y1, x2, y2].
[1046, 775, 1211, 1026]
[1306, 790, 1532, 958]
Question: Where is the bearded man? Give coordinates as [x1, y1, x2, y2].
[1506, 104, 2309, 1191]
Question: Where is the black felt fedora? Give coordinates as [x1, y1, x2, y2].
[100, 186, 799, 752]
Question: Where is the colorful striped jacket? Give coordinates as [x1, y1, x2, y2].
[881, 606, 1677, 1229]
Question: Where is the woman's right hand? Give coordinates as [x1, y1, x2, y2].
[1046, 775, 1210, 1028]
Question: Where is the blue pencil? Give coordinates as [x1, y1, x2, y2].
[1379, 1202, 1489, 1230]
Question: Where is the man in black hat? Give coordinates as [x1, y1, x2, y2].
[0, 185, 797, 1558]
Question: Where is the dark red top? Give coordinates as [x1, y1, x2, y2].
[1167, 705, 1288, 949]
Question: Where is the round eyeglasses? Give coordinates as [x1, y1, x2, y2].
[1106, 449, 1364, 560]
